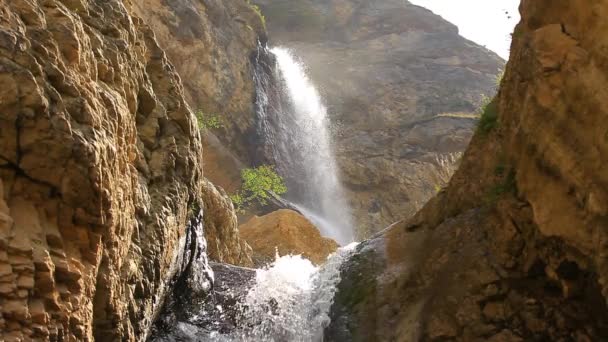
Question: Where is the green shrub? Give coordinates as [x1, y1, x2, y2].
[195, 110, 223, 130]
[230, 165, 287, 212]
[477, 96, 499, 135]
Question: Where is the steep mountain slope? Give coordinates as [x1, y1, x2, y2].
[327, 1, 608, 340]
[254, 0, 504, 235]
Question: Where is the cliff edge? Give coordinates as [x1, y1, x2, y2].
[327, 1, 608, 340]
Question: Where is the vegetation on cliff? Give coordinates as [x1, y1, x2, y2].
[230, 165, 287, 213]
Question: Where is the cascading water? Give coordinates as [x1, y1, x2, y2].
[152, 244, 358, 341]
[151, 45, 358, 342]
[253, 46, 355, 245]
[219, 244, 357, 341]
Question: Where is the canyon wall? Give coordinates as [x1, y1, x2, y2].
[254, 0, 504, 236]
[0, 0, 258, 340]
[327, 0, 608, 340]
[129, 0, 267, 194]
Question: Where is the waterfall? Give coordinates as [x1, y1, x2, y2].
[151, 244, 358, 341]
[151, 47, 357, 342]
[226, 244, 358, 341]
[253, 46, 355, 245]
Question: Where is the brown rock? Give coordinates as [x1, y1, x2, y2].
[327, 2, 608, 341]
[129, 0, 267, 185]
[483, 302, 506, 322]
[202, 178, 253, 267]
[0, 0, 211, 339]
[16, 275, 34, 289]
[240, 209, 339, 266]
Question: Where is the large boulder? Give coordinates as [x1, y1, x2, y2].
[240, 209, 339, 266]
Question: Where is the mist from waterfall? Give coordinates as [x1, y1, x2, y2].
[254, 46, 354, 245]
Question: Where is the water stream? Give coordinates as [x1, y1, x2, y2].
[152, 244, 358, 341]
[253, 46, 355, 245]
[151, 46, 357, 342]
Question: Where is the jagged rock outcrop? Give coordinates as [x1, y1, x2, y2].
[240, 209, 339, 266]
[327, 1, 608, 340]
[254, 0, 503, 236]
[202, 178, 253, 267]
[129, 0, 266, 267]
[129, 0, 267, 192]
[0, 0, 206, 340]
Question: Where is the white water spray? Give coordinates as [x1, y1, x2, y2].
[211, 244, 358, 341]
[261, 47, 355, 244]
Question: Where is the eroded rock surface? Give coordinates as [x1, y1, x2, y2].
[327, 1, 608, 340]
[202, 178, 253, 267]
[254, 0, 503, 236]
[129, 0, 267, 188]
[240, 209, 339, 266]
[0, 0, 204, 340]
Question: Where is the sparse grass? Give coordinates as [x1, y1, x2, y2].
[477, 96, 499, 135]
[495, 69, 505, 88]
[230, 165, 287, 213]
[195, 110, 223, 130]
[434, 184, 442, 194]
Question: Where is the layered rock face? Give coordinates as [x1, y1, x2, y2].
[327, 1, 608, 340]
[254, 0, 503, 236]
[0, 0, 205, 340]
[240, 209, 339, 266]
[129, 0, 266, 192]
[202, 179, 253, 267]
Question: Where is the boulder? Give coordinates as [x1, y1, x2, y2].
[240, 210, 339, 266]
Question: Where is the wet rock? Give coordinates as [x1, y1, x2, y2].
[149, 262, 256, 341]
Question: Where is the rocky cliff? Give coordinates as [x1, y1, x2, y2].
[327, 1, 608, 340]
[0, 0, 256, 340]
[129, 0, 267, 194]
[254, 0, 504, 236]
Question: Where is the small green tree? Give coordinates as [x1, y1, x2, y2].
[230, 165, 287, 213]
[195, 110, 223, 130]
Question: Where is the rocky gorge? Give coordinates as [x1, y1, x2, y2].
[0, 0, 607, 341]
[253, 0, 505, 236]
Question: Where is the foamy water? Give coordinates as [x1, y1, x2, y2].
[207, 243, 358, 341]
